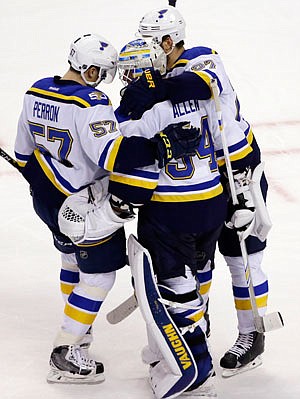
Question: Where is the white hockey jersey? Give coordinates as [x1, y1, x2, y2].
[14, 76, 162, 196]
[164, 45, 255, 164]
[112, 47, 254, 232]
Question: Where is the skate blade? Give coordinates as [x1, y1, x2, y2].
[221, 356, 262, 378]
[47, 369, 105, 384]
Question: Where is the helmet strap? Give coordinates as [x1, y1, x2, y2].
[164, 44, 175, 57]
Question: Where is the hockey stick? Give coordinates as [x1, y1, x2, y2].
[211, 79, 283, 333]
[106, 293, 138, 324]
[0, 147, 22, 172]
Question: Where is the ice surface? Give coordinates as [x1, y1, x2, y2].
[0, 1, 299, 398]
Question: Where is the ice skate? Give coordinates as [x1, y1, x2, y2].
[78, 326, 93, 350]
[220, 331, 264, 378]
[179, 371, 217, 398]
[47, 344, 104, 384]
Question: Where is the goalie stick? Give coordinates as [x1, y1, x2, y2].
[210, 79, 284, 334]
[0, 147, 22, 172]
[106, 293, 138, 324]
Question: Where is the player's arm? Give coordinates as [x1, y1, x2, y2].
[119, 69, 211, 119]
[101, 122, 202, 172]
[14, 108, 36, 169]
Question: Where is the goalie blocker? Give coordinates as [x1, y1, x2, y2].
[128, 234, 198, 399]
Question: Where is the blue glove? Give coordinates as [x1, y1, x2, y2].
[119, 68, 167, 119]
[151, 122, 201, 168]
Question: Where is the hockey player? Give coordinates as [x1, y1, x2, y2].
[61, 38, 256, 398]
[14, 32, 201, 384]
[119, 6, 271, 377]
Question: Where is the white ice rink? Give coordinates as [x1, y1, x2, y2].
[0, 1, 299, 398]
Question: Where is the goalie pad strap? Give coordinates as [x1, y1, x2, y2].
[158, 287, 199, 304]
[128, 235, 197, 399]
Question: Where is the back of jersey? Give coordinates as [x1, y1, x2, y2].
[15, 76, 120, 195]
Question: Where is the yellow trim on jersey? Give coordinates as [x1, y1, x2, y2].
[235, 295, 268, 311]
[217, 145, 253, 167]
[28, 87, 91, 108]
[76, 234, 113, 247]
[246, 129, 254, 145]
[60, 283, 75, 295]
[64, 304, 97, 325]
[106, 136, 123, 171]
[193, 71, 212, 86]
[199, 282, 212, 296]
[34, 149, 70, 196]
[16, 160, 27, 168]
[109, 174, 158, 189]
[171, 59, 189, 68]
[151, 184, 223, 202]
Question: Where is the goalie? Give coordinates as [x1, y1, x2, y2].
[118, 5, 276, 378]
[58, 37, 271, 397]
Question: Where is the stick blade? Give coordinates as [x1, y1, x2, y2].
[262, 311, 284, 332]
[106, 294, 138, 324]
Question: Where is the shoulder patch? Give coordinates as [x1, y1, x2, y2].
[89, 91, 107, 101]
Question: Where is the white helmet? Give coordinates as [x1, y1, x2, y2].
[68, 33, 117, 87]
[118, 38, 167, 86]
[138, 6, 186, 45]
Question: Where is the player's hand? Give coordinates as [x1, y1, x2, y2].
[151, 122, 201, 168]
[226, 168, 256, 237]
[119, 68, 167, 119]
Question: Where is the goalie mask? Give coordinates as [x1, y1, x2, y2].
[137, 6, 186, 45]
[118, 38, 167, 85]
[68, 33, 117, 87]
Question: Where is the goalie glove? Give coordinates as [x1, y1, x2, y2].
[226, 168, 256, 239]
[79, 194, 135, 243]
[119, 68, 167, 120]
[58, 178, 135, 244]
[151, 122, 201, 168]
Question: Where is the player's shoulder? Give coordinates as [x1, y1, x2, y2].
[26, 76, 111, 108]
[73, 86, 112, 107]
[183, 46, 218, 60]
[170, 46, 219, 72]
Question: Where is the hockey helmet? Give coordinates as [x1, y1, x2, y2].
[68, 33, 117, 87]
[138, 6, 186, 45]
[118, 38, 167, 85]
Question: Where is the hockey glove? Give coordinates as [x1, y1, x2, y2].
[226, 168, 256, 238]
[59, 191, 135, 244]
[151, 122, 201, 168]
[119, 68, 167, 119]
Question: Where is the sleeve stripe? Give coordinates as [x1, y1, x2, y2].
[105, 136, 124, 172]
[109, 174, 158, 189]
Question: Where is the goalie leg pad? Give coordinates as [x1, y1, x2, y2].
[160, 275, 213, 392]
[128, 235, 197, 399]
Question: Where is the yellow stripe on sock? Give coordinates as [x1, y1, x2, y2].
[64, 304, 97, 325]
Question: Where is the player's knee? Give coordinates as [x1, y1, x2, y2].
[78, 271, 116, 300]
